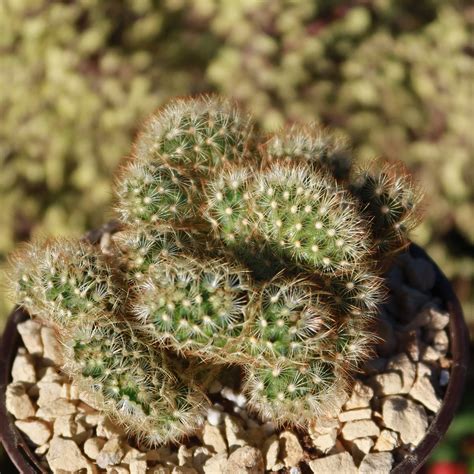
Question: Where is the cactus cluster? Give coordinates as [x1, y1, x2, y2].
[8, 96, 423, 444]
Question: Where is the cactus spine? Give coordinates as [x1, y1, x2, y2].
[8, 95, 423, 441]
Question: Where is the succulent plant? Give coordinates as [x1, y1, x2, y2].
[8, 96, 423, 443]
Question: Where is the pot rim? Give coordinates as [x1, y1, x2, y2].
[0, 242, 469, 474]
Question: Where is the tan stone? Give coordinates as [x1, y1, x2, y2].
[36, 398, 77, 418]
[279, 431, 303, 467]
[311, 432, 337, 454]
[97, 438, 125, 468]
[37, 379, 63, 407]
[17, 320, 43, 355]
[124, 448, 148, 474]
[41, 326, 64, 365]
[46, 436, 95, 473]
[410, 368, 442, 413]
[11, 348, 36, 383]
[351, 437, 374, 455]
[308, 452, 357, 474]
[341, 420, 380, 441]
[382, 396, 428, 445]
[84, 437, 107, 460]
[374, 430, 399, 452]
[15, 419, 52, 445]
[338, 408, 372, 422]
[308, 416, 340, 436]
[177, 445, 194, 467]
[359, 452, 394, 473]
[224, 414, 247, 448]
[224, 446, 264, 474]
[372, 372, 403, 395]
[263, 435, 279, 470]
[5, 382, 36, 419]
[202, 423, 227, 454]
[344, 381, 374, 410]
[386, 353, 416, 393]
[202, 453, 228, 474]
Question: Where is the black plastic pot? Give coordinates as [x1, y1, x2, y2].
[0, 243, 469, 473]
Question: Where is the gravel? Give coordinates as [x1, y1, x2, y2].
[5, 250, 453, 473]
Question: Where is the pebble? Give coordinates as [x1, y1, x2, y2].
[410, 367, 442, 412]
[37, 378, 63, 407]
[341, 420, 380, 441]
[279, 431, 303, 467]
[41, 326, 64, 365]
[224, 414, 247, 448]
[46, 436, 94, 473]
[203, 453, 228, 473]
[96, 416, 126, 439]
[359, 452, 394, 473]
[420, 304, 450, 330]
[124, 448, 147, 474]
[36, 398, 77, 419]
[431, 330, 449, 355]
[15, 419, 52, 445]
[382, 396, 428, 445]
[84, 437, 107, 460]
[311, 432, 337, 454]
[97, 438, 125, 468]
[224, 446, 264, 474]
[308, 452, 357, 473]
[201, 422, 227, 454]
[350, 437, 374, 455]
[374, 430, 399, 452]
[177, 445, 193, 467]
[372, 372, 403, 396]
[386, 353, 417, 393]
[263, 435, 280, 470]
[17, 320, 43, 355]
[11, 348, 36, 383]
[344, 381, 374, 410]
[338, 408, 372, 422]
[6, 382, 36, 419]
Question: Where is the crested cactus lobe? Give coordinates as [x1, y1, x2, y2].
[114, 227, 194, 281]
[131, 255, 252, 362]
[204, 167, 254, 245]
[205, 163, 372, 274]
[134, 96, 255, 175]
[243, 280, 332, 364]
[350, 161, 424, 256]
[243, 360, 344, 426]
[263, 125, 353, 181]
[63, 322, 207, 445]
[9, 238, 122, 328]
[116, 161, 196, 227]
[318, 268, 385, 320]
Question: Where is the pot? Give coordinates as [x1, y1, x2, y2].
[0, 243, 469, 473]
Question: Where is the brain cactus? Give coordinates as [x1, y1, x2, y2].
[8, 95, 423, 444]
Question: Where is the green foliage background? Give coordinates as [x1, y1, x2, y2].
[0, 0, 472, 467]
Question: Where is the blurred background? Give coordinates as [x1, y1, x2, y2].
[0, 0, 472, 471]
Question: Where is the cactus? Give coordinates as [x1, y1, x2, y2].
[8, 96, 424, 443]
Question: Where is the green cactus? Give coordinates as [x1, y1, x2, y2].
[8, 238, 123, 327]
[8, 96, 424, 443]
[63, 320, 208, 445]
